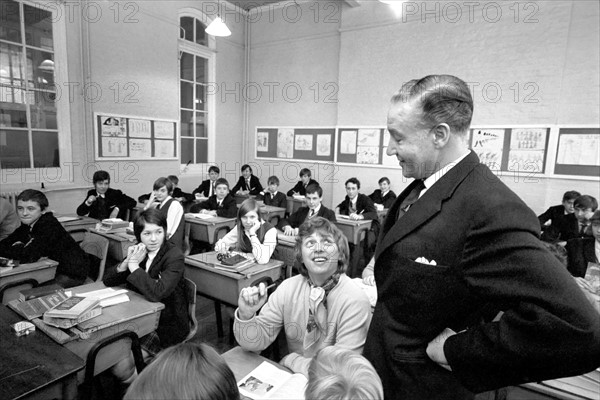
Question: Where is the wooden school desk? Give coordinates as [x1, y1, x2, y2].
[183, 214, 236, 255]
[260, 205, 286, 226]
[334, 216, 372, 278]
[56, 214, 99, 242]
[274, 232, 296, 277]
[89, 228, 136, 262]
[0, 306, 85, 400]
[222, 346, 287, 383]
[0, 259, 58, 304]
[32, 282, 164, 381]
[185, 252, 284, 337]
[286, 196, 305, 215]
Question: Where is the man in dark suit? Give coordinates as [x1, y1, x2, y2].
[278, 184, 336, 235]
[192, 165, 220, 198]
[76, 170, 136, 220]
[537, 190, 580, 232]
[286, 168, 319, 196]
[566, 210, 600, 277]
[231, 164, 263, 196]
[364, 75, 600, 400]
[543, 195, 597, 243]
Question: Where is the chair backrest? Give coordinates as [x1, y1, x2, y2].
[80, 232, 109, 282]
[183, 277, 198, 342]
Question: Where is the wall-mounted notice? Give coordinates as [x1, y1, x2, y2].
[95, 113, 177, 160]
[316, 134, 331, 156]
[470, 128, 505, 170]
[507, 128, 548, 173]
[257, 131, 269, 152]
[256, 127, 335, 162]
[277, 128, 294, 159]
[554, 128, 600, 177]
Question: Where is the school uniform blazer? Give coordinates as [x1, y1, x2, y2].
[258, 191, 287, 208]
[369, 189, 397, 209]
[189, 194, 237, 218]
[277, 205, 336, 230]
[192, 179, 215, 198]
[0, 212, 90, 281]
[566, 237, 598, 278]
[77, 187, 136, 220]
[286, 179, 319, 196]
[231, 175, 263, 196]
[336, 193, 377, 221]
[537, 204, 565, 230]
[545, 213, 593, 242]
[138, 188, 193, 204]
[103, 242, 189, 347]
[364, 151, 600, 400]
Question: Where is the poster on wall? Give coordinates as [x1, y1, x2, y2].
[471, 128, 504, 170]
[277, 128, 294, 158]
[154, 121, 175, 139]
[556, 134, 600, 166]
[257, 131, 269, 152]
[507, 128, 548, 173]
[316, 134, 331, 156]
[357, 146, 380, 164]
[129, 139, 151, 158]
[155, 140, 175, 158]
[128, 119, 151, 138]
[357, 129, 380, 147]
[101, 116, 126, 137]
[295, 135, 313, 151]
[102, 137, 127, 157]
[340, 130, 357, 154]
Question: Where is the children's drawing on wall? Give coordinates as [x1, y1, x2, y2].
[340, 130, 357, 154]
[129, 139, 151, 158]
[154, 121, 175, 139]
[316, 134, 331, 156]
[294, 134, 313, 151]
[101, 116, 126, 137]
[357, 146, 379, 164]
[557, 133, 600, 166]
[277, 128, 294, 158]
[508, 128, 548, 173]
[358, 128, 380, 146]
[129, 119, 151, 138]
[155, 140, 175, 158]
[471, 128, 504, 170]
[102, 137, 127, 157]
[257, 131, 269, 152]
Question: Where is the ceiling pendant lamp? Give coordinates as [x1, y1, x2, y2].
[205, 16, 231, 37]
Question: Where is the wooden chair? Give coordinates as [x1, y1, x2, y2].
[183, 277, 198, 342]
[80, 232, 109, 282]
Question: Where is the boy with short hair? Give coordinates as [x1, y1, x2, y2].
[544, 195, 598, 242]
[77, 170, 136, 220]
[259, 176, 287, 208]
[278, 184, 336, 236]
[138, 175, 192, 204]
[287, 168, 319, 196]
[538, 190, 581, 232]
[231, 164, 263, 196]
[336, 178, 377, 221]
[192, 166, 220, 199]
[190, 178, 237, 218]
[368, 177, 397, 209]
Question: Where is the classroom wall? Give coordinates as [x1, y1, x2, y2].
[246, 0, 599, 213]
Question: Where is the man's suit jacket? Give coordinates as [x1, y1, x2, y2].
[369, 189, 397, 209]
[103, 242, 189, 348]
[364, 151, 600, 400]
[286, 179, 319, 196]
[537, 204, 566, 230]
[566, 237, 598, 278]
[258, 191, 287, 208]
[77, 188, 136, 220]
[336, 193, 377, 221]
[192, 179, 216, 198]
[231, 175, 263, 196]
[189, 194, 237, 218]
[277, 205, 336, 230]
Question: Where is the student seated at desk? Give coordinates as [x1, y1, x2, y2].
[231, 164, 263, 196]
[192, 165, 220, 199]
[538, 190, 580, 233]
[214, 199, 276, 264]
[189, 178, 237, 218]
[287, 168, 319, 197]
[257, 175, 287, 208]
[124, 343, 239, 400]
[543, 195, 597, 243]
[566, 209, 600, 278]
[141, 177, 185, 250]
[305, 346, 383, 400]
[278, 184, 336, 236]
[336, 178, 377, 221]
[368, 177, 397, 210]
[0, 197, 20, 241]
[233, 217, 372, 377]
[138, 175, 193, 205]
[103, 209, 189, 384]
[77, 170, 136, 220]
[0, 190, 95, 287]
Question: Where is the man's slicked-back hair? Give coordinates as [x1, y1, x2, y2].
[391, 75, 473, 135]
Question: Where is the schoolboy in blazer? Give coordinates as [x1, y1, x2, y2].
[231, 164, 263, 196]
[189, 178, 237, 218]
[336, 178, 377, 221]
[278, 185, 336, 235]
[368, 177, 397, 209]
[192, 165, 220, 198]
[286, 168, 319, 196]
[77, 170, 136, 220]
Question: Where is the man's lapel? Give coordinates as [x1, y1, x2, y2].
[376, 151, 480, 259]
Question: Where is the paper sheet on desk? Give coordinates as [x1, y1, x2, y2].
[188, 213, 213, 220]
[77, 288, 130, 307]
[238, 361, 306, 399]
[56, 216, 81, 223]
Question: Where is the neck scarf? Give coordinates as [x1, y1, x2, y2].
[304, 271, 341, 350]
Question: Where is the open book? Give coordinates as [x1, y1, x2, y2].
[237, 361, 307, 400]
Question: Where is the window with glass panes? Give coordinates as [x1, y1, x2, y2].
[0, 0, 59, 169]
[179, 15, 211, 165]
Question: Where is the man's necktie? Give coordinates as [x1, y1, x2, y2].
[396, 180, 426, 220]
[580, 223, 588, 235]
[309, 209, 315, 218]
[209, 183, 214, 197]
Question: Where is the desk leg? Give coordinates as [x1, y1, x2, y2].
[62, 374, 79, 400]
[214, 300, 224, 338]
[184, 223, 191, 256]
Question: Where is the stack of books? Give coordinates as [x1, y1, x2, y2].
[43, 296, 102, 329]
[214, 253, 255, 273]
[96, 218, 130, 233]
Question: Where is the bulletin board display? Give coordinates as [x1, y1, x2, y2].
[469, 127, 551, 174]
[94, 113, 178, 160]
[255, 127, 335, 162]
[336, 128, 388, 166]
[554, 127, 600, 177]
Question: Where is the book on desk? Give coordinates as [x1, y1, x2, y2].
[238, 361, 307, 400]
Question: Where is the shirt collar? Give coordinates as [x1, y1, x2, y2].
[422, 151, 471, 192]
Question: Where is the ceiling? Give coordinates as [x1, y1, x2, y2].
[229, 0, 357, 12]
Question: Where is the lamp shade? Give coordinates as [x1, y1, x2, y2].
[205, 16, 231, 37]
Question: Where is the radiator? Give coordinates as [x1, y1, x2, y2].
[0, 191, 19, 210]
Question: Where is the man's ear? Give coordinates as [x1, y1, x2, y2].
[432, 123, 451, 147]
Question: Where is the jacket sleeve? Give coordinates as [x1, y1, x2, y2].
[126, 248, 185, 302]
[287, 182, 301, 196]
[217, 197, 238, 218]
[102, 265, 130, 287]
[444, 199, 600, 392]
[537, 206, 554, 226]
[115, 190, 136, 213]
[358, 195, 378, 220]
[231, 177, 243, 194]
[249, 177, 263, 195]
[76, 190, 93, 216]
[322, 208, 337, 223]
